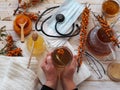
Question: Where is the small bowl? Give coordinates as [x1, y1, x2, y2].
[13, 14, 32, 36]
[51, 46, 73, 68]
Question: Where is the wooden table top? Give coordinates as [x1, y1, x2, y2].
[0, 0, 120, 90]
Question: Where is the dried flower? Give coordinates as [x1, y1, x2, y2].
[0, 26, 22, 56]
[96, 15, 119, 47]
[57, 48, 64, 55]
[77, 7, 90, 72]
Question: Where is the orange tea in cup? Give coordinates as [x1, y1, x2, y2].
[102, 0, 120, 18]
[51, 46, 73, 68]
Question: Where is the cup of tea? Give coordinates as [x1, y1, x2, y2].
[102, 0, 120, 18]
[51, 46, 73, 68]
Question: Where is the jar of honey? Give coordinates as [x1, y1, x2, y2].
[26, 33, 46, 56]
[13, 14, 32, 36]
[102, 0, 120, 18]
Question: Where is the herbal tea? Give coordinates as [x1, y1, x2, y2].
[51, 46, 73, 68]
[102, 0, 120, 17]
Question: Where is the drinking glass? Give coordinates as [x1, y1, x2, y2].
[102, 0, 120, 18]
[51, 46, 73, 68]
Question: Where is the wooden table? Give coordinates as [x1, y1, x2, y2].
[0, 0, 120, 90]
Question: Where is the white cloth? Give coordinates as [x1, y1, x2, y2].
[0, 57, 38, 90]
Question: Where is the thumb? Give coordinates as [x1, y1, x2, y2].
[71, 56, 78, 67]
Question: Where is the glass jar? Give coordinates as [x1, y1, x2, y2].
[26, 33, 46, 57]
[102, 0, 120, 18]
[86, 26, 116, 61]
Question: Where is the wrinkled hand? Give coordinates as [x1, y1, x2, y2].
[61, 56, 78, 90]
[41, 53, 58, 89]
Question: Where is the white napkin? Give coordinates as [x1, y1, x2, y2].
[0, 57, 38, 90]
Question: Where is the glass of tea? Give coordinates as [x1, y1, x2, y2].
[86, 26, 116, 61]
[51, 46, 73, 68]
[102, 0, 120, 18]
[26, 32, 46, 57]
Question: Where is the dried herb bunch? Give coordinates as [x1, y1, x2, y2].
[0, 26, 8, 40]
[23, 12, 39, 21]
[0, 35, 22, 56]
[96, 15, 119, 47]
[18, 0, 43, 9]
[0, 26, 22, 56]
[5, 36, 22, 56]
[13, 0, 43, 20]
[77, 7, 90, 72]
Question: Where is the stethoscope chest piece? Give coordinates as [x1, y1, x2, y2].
[56, 14, 65, 23]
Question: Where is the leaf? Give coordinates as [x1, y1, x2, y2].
[0, 26, 6, 30]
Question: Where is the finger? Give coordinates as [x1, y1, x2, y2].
[41, 54, 48, 69]
[41, 62, 46, 72]
[71, 56, 78, 67]
[42, 53, 51, 65]
[46, 55, 53, 65]
[46, 52, 52, 57]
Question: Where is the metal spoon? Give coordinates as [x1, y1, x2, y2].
[27, 32, 38, 69]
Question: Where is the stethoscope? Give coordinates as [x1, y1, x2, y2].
[35, 6, 80, 38]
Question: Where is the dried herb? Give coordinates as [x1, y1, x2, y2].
[77, 7, 90, 72]
[23, 12, 39, 21]
[0, 26, 22, 56]
[0, 26, 8, 41]
[14, 0, 44, 15]
[96, 15, 119, 47]
[57, 48, 64, 55]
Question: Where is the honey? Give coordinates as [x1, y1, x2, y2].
[26, 34, 46, 56]
[14, 14, 32, 36]
[102, 0, 120, 17]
